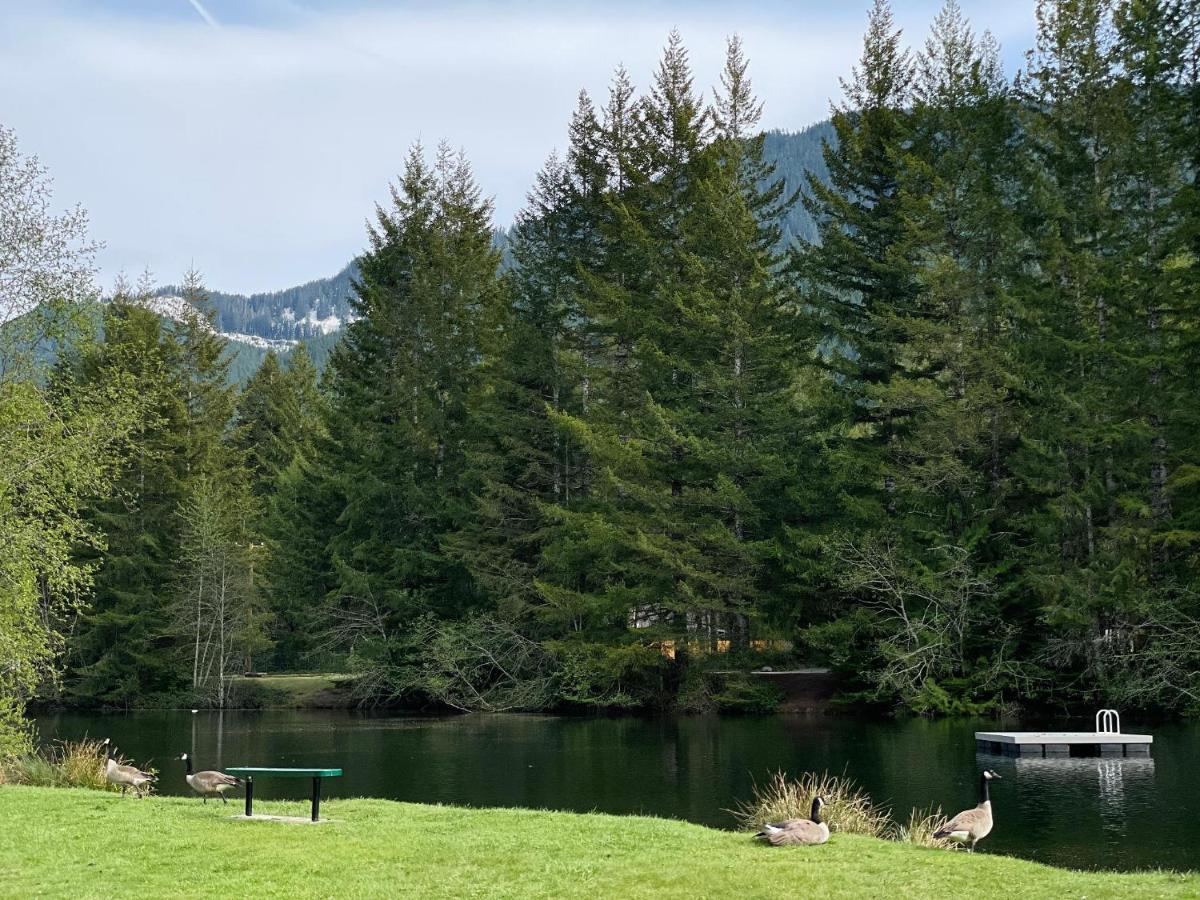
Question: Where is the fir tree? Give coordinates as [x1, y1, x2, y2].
[176, 268, 237, 480]
[544, 34, 802, 652]
[321, 143, 503, 687]
[1014, 0, 1134, 694]
[232, 351, 290, 495]
[65, 273, 237, 704]
[798, 0, 917, 523]
[233, 342, 323, 499]
[241, 342, 329, 668]
[448, 153, 592, 619]
[1110, 0, 1193, 556]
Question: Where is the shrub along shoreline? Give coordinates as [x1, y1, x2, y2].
[32, 665, 813, 714]
[0, 785, 1195, 899]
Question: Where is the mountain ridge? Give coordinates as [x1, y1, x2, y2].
[156, 123, 834, 379]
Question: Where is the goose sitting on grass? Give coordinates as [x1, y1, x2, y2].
[100, 738, 155, 798]
[179, 753, 243, 804]
[934, 769, 1001, 852]
[754, 796, 830, 846]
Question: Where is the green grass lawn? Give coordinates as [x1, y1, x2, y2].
[227, 673, 355, 707]
[0, 786, 1194, 899]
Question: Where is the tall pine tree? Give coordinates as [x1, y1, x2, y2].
[65, 273, 236, 705]
[321, 143, 503, 686]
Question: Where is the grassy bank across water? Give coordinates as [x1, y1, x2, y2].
[0, 786, 1195, 898]
[226, 673, 356, 708]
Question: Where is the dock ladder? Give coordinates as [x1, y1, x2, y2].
[1095, 709, 1121, 734]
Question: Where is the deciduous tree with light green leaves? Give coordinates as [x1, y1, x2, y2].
[0, 124, 137, 754]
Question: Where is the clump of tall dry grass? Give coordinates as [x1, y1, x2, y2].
[732, 770, 893, 838]
[1, 738, 147, 793]
[733, 771, 960, 850]
[893, 804, 957, 850]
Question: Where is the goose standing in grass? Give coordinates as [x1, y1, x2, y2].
[100, 738, 155, 798]
[179, 753, 243, 804]
[934, 769, 1001, 852]
[754, 796, 831, 846]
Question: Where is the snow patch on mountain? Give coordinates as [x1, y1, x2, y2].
[222, 332, 299, 352]
[123, 295, 300, 352]
[132, 293, 208, 326]
[302, 309, 343, 334]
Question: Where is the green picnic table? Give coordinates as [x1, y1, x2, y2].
[225, 767, 343, 822]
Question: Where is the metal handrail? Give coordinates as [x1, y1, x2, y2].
[1095, 709, 1121, 734]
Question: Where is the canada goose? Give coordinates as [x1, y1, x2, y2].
[179, 753, 243, 803]
[754, 796, 831, 846]
[100, 738, 155, 798]
[934, 769, 1001, 852]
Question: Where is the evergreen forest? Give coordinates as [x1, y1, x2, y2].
[4, 0, 1200, 754]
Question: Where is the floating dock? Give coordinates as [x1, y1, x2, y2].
[976, 709, 1152, 758]
[975, 731, 1153, 757]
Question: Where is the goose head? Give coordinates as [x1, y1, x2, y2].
[978, 769, 1001, 805]
[810, 795, 826, 822]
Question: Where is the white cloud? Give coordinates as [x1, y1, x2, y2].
[0, 1, 1033, 295]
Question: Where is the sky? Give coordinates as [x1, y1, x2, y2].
[1, 1, 1036, 296]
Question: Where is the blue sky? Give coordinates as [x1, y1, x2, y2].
[1, 1, 1035, 294]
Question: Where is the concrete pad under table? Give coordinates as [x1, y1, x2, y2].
[231, 814, 334, 825]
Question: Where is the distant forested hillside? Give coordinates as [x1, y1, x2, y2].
[765, 122, 835, 246]
[157, 265, 357, 342]
[223, 333, 339, 384]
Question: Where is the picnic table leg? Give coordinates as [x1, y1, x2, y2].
[312, 776, 322, 822]
[245, 776, 254, 818]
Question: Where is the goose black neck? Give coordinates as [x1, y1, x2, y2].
[979, 774, 990, 804]
[184, 757, 193, 776]
[810, 799, 822, 825]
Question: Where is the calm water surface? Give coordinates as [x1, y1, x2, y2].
[32, 710, 1197, 873]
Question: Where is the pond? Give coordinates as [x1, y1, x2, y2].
[33, 710, 1197, 873]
